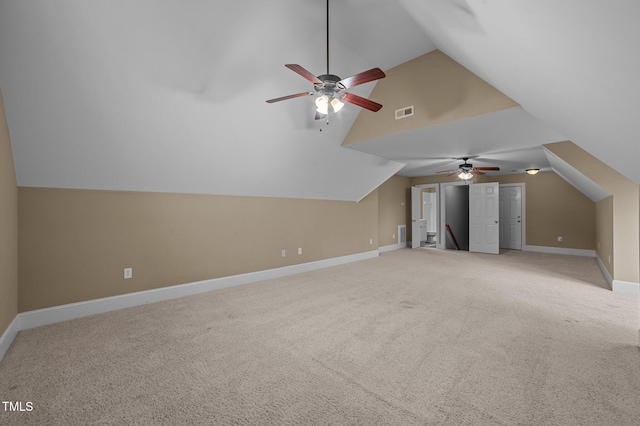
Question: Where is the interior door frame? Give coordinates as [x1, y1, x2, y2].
[439, 181, 469, 250]
[411, 183, 440, 249]
[411, 186, 421, 249]
[499, 183, 526, 250]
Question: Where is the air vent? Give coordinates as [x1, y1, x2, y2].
[398, 225, 406, 245]
[395, 105, 414, 120]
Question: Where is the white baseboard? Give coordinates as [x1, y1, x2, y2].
[0, 315, 20, 362]
[523, 245, 596, 257]
[595, 255, 613, 289]
[594, 255, 638, 296]
[612, 280, 640, 296]
[378, 243, 404, 253]
[16, 250, 379, 333]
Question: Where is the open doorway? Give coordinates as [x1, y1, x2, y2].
[439, 181, 502, 254]
[443, 184, 469, 250]
[411, 184, 439, 249]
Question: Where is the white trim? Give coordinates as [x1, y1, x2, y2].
[0, 315, 20, 361]
[596, 255, 613, 288]
[523, 245, 596, 257]
[379, 244, 403, 253]
[17, 250, 379, 333]
[611, 280, 640, 296]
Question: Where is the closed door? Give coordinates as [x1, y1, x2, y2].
[469, 183, 499, 254]
[499, 186, 522, 249]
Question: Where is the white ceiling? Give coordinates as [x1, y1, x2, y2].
[346, 107, 566, 177]
[1, 0, 638, 201]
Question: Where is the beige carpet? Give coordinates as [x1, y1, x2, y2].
[1, 248, 639, 425]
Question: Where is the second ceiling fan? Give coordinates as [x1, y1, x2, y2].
[437, 157, 500, 180]
[266, 0, 386, 120]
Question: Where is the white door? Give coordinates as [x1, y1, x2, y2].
[499, 186, 522, 249]
[469, 182, 500, 254]
[411, 186, 421, 249]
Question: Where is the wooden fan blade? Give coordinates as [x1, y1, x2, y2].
[285, 64, 322, 84]
[337, 68, 386, 89]
[342, 93, 382, 112]
[474, 166, 500, 171]
[266, 92, 313, 103]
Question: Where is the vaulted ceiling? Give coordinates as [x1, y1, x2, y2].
[1, 0, 638, 201]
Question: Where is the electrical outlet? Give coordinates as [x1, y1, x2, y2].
[281, 250, 286, 257]
[393, 234, 396, 239]
[557, 236, 563, 242]
[124, 268, 132, 279]
[369, 239, 373, 245]
[298, 247, 302, 255]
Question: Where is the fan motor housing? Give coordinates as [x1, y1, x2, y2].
[315, 74, 342, 91]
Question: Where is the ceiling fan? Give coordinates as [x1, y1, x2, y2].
[266, 0, 386, 121]
[436, 157, 500, 180]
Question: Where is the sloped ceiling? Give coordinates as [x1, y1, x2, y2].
[398, 0, 640, 183]
[0, 1, 638, 202]
[543, 147, 611, 202]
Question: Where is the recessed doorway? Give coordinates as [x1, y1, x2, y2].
[411, 184, 439, 249]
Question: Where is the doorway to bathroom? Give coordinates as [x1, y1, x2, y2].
[411, 184, 439, 249]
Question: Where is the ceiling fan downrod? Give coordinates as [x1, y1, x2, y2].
[326, 0, 330, 76]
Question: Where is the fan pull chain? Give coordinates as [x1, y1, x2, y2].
[319, 114, 329, 132]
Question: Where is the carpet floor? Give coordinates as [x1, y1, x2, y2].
[1, 248, 639, 425]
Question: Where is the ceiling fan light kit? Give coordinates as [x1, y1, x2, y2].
[266, 0, 385, 123]
[436, 157, 501, 180]
[458, 171, 474, 180]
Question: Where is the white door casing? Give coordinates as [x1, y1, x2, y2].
[499, 185, 522, 250]
[469, 182, 500, 254]
[411, 186, 420, 249]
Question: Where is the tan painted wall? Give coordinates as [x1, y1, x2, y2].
[494, 173, 595, 249]
[377, 175, 410, 247]
[544, 141, 639, 283]
[0, 85, 18, 336]
[411, 174, 488, 186]
[343, 50, 518, 146]
[596, 196, 614, 277]
[409, 172, 595, 249]
[18, 188, 379, 312]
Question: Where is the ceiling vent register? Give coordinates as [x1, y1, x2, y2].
[395, 105, 414, 120]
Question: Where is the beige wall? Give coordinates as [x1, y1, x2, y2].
[495, 173, 595, 249]
[596, 196, 614, 277]
[0, 85, 18, 336]
[409, 172, 595, 249]
[412, 174, 488, 186]
[18, 188, 379, 312]
[343, 50, 518, 146]
[544, 141, 639, 283]
[377, 175, 410, 247]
